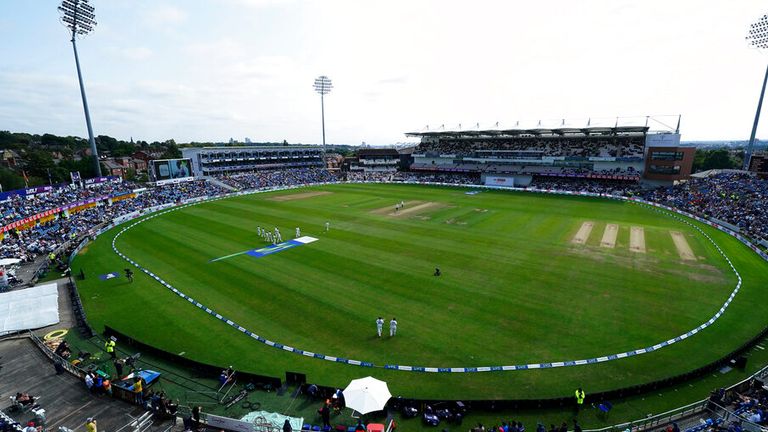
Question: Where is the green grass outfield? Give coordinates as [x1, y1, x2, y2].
[72, 183, 768, 400]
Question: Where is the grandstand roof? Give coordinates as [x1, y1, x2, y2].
[190, 146, 322, 150]
[406, 125, 650, 138]
[405, 116, 680, 138]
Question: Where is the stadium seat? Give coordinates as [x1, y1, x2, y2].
[302, 424, 310, 430]
[423, 412, 440, 426]
[366, 424, 384, 432]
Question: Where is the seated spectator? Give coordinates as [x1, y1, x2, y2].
[14, 393, 34, 406]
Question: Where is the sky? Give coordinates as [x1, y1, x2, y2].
[1, 1, 768, 145]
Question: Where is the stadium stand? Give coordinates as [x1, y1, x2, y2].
[216, 168, 338, 190]
[413, 135, 646, 159]
[345, 148, 401, 174]
[405, 119, 693, 185]
[407, 127, 649, 184]
[182, 146, 326, 177]
[346, 171, 479, 184]
[641, 172, 768, 243]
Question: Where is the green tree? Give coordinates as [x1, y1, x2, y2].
[124, 168, 137, 181]
[41, 133, 66, 147]
[692, 149, 738, 172]
[23, 150, 55, 179]
[161, 139, 181, 159]
[96, 135, 119, 153]
[0, 167, 26, 191]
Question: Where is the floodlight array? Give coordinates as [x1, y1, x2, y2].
[314, 76, 333, 95]
[747, 14, 768, 49]
[58, 0, 97, 36]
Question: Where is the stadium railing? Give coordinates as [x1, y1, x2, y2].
[0, 409, 25, 432]
[584, 362, 768, 432]
[28, 330, 85, 379]
[583, 399, 709, 432]
[704, 402, 763, 432]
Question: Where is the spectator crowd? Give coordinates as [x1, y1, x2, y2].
[642, 172, 768, 242]
[346, 171, 480, 184]
[416, 136, 645, 159]
[216, 168, 338, 190]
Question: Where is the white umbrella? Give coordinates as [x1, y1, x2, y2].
[0, 258, 20, 266]
[342, 376, 392, 414]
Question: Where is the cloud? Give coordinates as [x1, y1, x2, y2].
[146, 5, 187, 26]
[122, 46, 153, 61]
[377, 76, 409, 85]
[218, 0, 295, 7]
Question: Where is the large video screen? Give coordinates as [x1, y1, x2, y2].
[150, 159, 193, 182]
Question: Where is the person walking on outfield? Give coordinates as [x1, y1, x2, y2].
[295, 227, 301, 238]
[390, 318, 397, 337]
[325, 221, 330, 232]
[124, 268, 134, 283]
[574, 387, 585, 412]
[275, 228, 283, 243]
[376, 317, 384, 337]
[105, 336, 116, 359]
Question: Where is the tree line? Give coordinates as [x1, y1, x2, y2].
[691, 148, 744, 173]
[0, 131, 181, 190]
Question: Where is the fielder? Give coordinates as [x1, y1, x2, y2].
[376, 317, 384, 337]
[389, 318, 397, 337]
[295, 227, 301, 238]
[274, 228, 282, 243]
[325, 221, 330, 232]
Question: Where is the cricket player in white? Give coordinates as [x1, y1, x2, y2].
[274, 228, 282, 243]
[295, 227, 301, 238]
[389, 318, 397, 337]
[325, 221, 330, 232]
[376, 317, 384, 337]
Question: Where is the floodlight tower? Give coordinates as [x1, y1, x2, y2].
[59, 0, 101, 176]
[313, 76, 333, 151]
[745, 14, 768, 171]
